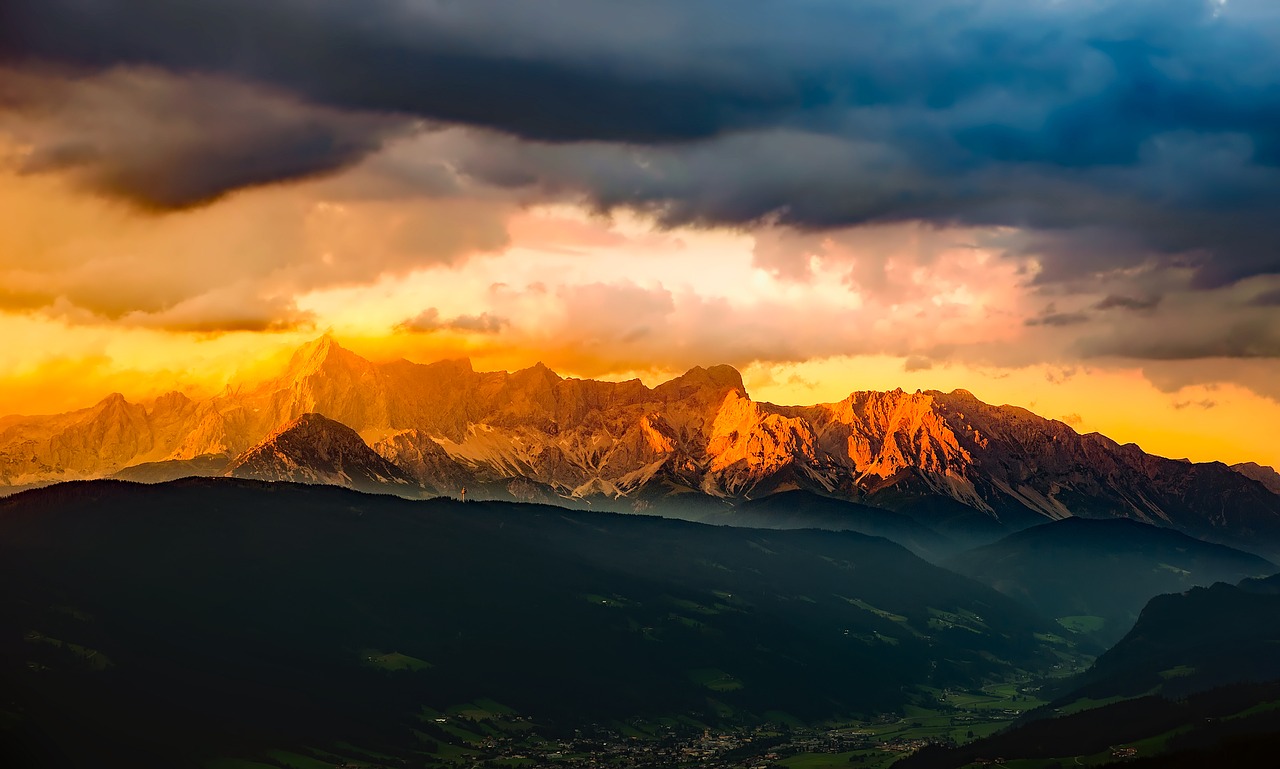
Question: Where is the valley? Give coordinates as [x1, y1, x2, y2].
[0, 479, 1083, 768]
[198, 677, 1056, 769]
[3, 471, 1278, 768]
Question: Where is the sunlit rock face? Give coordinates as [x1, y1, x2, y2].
[371, 429, 471, 496]
[2, 337, 1278, 549]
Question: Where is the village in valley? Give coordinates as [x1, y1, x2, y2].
[221, 683, 1044, 769]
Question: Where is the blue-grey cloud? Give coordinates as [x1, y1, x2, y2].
[1095, 294, 1162, 312]
[2, 0, 1280, 287]
[1025, 309, 1091, 328]
[0, 67, 405, 208]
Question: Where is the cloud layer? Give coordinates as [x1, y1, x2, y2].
[4, 0, 1280, 291]
[0, 68, 404, 208]
[0, 0, 1278, 414]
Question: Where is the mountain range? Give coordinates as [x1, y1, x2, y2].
[3, 335, 1279, 556]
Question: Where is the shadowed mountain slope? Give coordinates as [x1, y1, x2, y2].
[897, 573, 1280, 769]
[703, 489, 958, 560]
[897, 679, 1280, 769]
[946, 518, 1275, 643]
[108, 453, 229, 483]
[225, 413, 415, 493]
[1059, 578, 1280, 704]
[1233, 461, 1280, 494]
[0, 478, 1072, 768]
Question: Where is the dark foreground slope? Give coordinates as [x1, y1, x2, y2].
[947, 517, 1275, 644]
[1064, 577, 1280, 702]
[896, 574, 1280, 769]
[0, 479, 1066, 768]
[897, 679, 1280, 769]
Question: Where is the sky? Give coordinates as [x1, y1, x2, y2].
[1, 0, 1279, 468]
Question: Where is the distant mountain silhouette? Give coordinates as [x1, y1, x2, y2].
[699, 489, 957, 560]
[1054, 576, 1280, 705]
[898, 570, 1280, 769]
[947, 517, 1275, 643]
[109, 454, 229, 483]
[1232, 461, 1280, 494]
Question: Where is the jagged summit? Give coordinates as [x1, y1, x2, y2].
[1233, 462, 1280, 495]
[225, 413, 413, 493]
[423, 357, 475, 373]
[656, 364, 746, 398]
[519, 361, 559, 375]
[259, 412, 335, 436]
[97, 392, 129, 407]
[287, 333, 340, 367]
[372, 429, 470, 495]
[151, 391, 193, 409]
[280, 334, 369, 383]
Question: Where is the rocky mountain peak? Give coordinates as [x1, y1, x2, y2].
[96, 392, 130, 409]
[269, 412, 338, 435]
[1233, 462, 1280, 495]
[510, 361, 563, 388]
[372, 429, 469, 494]
[150, 391, 193, 412]
[280, 334, 367, 383]
[425, 357, 475, 374]
[808, 388, 978, 486]
[831, 387, 945, 429]
[654, 364, 746, 400]
[225, 412, 413, 493]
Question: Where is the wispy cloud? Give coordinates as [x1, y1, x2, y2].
[396, 308, 509, 335]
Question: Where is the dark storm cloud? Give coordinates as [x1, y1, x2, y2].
[0, 0, 832, 142]
[3, 0, 1280, 284]
[1079, 315, 1280, 360]
[1084, 328, 1280, 360]
[1026, 311, 1091, 328]
[0, 68, 404, 208]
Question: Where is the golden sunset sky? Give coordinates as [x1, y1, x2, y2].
[3, 1, 1280, 469]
